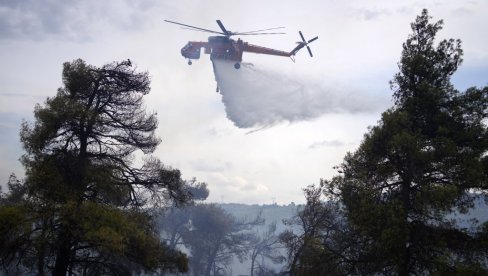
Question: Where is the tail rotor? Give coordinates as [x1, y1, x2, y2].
[299, 31, 318, 57]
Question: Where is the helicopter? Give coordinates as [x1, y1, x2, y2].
[164, 19, 318, 69]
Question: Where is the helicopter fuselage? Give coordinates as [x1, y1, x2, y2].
[181, 36, 244, 63]
[180, 35, 292, 68]
[166, 19, 317, 69]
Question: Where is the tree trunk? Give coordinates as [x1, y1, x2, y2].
[53, 239, 71, 276]
[37, 254, 45, 276]
[250, 251, 257, 276]
[204, 245, 220, 276]
[398, 177, 412, 276]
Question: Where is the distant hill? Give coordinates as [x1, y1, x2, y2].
[219, 203, 301, 234]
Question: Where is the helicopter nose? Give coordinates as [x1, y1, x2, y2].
[181, 43, 201, 60]
[181, 43, 191, 57]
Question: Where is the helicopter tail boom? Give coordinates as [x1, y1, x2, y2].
[242, 31, 318, 59]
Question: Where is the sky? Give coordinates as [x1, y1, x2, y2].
[0, 0, 487, 204]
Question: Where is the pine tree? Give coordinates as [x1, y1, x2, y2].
[0, 59, 197, 275]
[325, 9, 488, 274]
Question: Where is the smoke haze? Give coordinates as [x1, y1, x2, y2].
[213, 60, 387, 128]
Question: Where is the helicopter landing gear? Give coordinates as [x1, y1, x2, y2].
[234, 62, 240, 69]
[188, 60, 192, 65]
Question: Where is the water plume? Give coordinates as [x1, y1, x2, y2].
[213, 60, 384, 128]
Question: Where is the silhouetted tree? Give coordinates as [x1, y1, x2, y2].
[0, 59, 197, 275]
[182, 203, 263, 276]
[280, 184, 354, 275]
[324, 9, 488, 275]
[158, 181, 209, 251]
[249, 221, 284, 276]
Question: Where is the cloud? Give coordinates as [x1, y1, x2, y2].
[240, 182, 269, 192]
[190, 159, 233, 172]
[450, 7, 474, 17]
[207, 127, 233, 138]
[352, 8, 391, 21]
[207, 172, 268, 193]
[308, 139, 346, 149]
[213, 60, 385, 129]
[0, 0, 159, 41]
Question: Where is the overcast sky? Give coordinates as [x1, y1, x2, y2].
[1, 0, 487, 204]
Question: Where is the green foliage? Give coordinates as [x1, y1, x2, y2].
[0, 59, 198, 275]
[0, 205, 29, 264]
[284, 9, 488, 275]
[321, 9, 488, 275]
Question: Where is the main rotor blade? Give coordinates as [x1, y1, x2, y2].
[307, 46, 313, 57]
[238, 26, 285, 34]
[181, 27, 219, 33]
[299, 31, 306, 42]
[216, 20, 229, 35]
[164, 20, 223, 35]
[308, 36, 318, 43]
[233, 31, 286, 35]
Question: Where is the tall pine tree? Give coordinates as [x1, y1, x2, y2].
[0, 59, 198, 275]
[326, 9, 488, 274]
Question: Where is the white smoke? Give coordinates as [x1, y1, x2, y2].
[213, 59, 386, 129]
